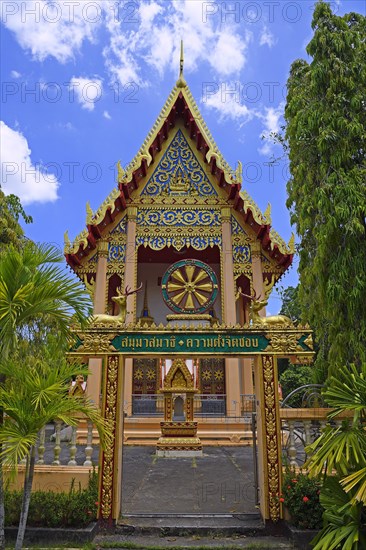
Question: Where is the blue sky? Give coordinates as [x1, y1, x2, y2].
[1, 0, 365, 311]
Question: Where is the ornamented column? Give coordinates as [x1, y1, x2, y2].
[253, 355, 282, 523]
[124, 207, 138, 416]
[99, 355, 125, 525]
[87, 240, 109, 405]
[93, 240, 109, 314]
[238, 298, 254, 399]
[221, 207, 241, 416]
[251, 241, 265, 316]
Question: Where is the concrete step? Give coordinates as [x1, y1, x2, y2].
[117, 513, 266, 536]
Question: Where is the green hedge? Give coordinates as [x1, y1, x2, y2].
[5, 470, 99, 528]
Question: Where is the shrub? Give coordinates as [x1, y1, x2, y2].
[4, 470, 98, 528]
[281, 470, 323, 529]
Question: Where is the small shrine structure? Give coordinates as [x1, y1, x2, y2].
[156, 358, 202, 456]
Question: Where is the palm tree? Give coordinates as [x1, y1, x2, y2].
[0, 341, 108, 550]
[304, 363, 366, 549]
[0, 242, 92, 549]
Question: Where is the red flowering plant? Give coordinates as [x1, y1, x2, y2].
[281, 469, 323, 529]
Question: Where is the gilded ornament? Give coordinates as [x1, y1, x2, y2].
[303, 334, 314, 350]
[92, 284, 142, 326]
[267, 333, 298, 353]
[82, 333, 115, 353]
[86, 201, 94, 224]
[100, 356, 119, 520]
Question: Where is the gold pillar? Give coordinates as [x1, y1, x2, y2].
[124, 207, 137, 416]
[221, 207, 241, 416]
[251, 240, 265, 316]
[99, 355, 125, 524]
[87, 240, 109, 404]
[253, 355, 282, 523]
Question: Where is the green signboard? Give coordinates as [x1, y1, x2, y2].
[111, 332, 270, 355]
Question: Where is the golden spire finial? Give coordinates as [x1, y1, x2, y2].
[176, 39, 187, 88]
[117, 160, 125, 183]
[180, 40, 184, 76]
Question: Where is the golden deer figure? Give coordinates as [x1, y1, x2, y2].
[92, 283, 143, 325]
[240, 288, 292, 327]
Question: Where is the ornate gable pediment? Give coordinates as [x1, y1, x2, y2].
[141, 129, 217, 199]
[65, 69, 294, 274]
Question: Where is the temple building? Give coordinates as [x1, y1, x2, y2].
[64, 49, 294, 444]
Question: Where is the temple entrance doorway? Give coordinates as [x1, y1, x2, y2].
[121, 353, 258, 517]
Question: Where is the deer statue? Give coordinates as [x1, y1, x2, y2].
[92, 283, 143, 325]
[240, 288, 292, 327]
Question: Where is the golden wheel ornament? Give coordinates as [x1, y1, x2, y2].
[161, 259, 218, 314]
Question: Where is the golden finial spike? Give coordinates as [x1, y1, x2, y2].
[176, 39, 187, 88]
[264, 202, 272, 225]
[180, 40, 184, 76]
[288, 232, 295, 254]
[86, 201, 93, 224]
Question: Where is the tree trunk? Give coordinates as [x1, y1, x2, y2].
[15, 446, 36, 550]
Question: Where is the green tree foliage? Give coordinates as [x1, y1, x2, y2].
[0, 341, 109, 550]
[285, 1, 366, 375]
[279, 365, 314, 406]
[0, 188, 32, 251]
[0, 242, 92, 550]
[305, 364, 366, 549]
[279, 285, 302, 322]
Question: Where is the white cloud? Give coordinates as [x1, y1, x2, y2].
[0, 0, 102, 63]
[70, 77, 103, 111]
[211, 31, 249, 76]
[259, 26, 276, 48]
[103, 110, 111, 120]
[258, 102, 285, 156]
[203, 84, 255, 124]
[0, 121, 59, 205]
[102, 0, 251, 86]
[11, 70, 21, 78]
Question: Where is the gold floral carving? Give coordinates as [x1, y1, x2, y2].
[262, 355, 281, 522]
[101, 356, 119, 520]
[81, 333, 116, 353]
[266, 333, 299, 353]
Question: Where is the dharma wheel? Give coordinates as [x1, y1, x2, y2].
[161, 259, 218, 314]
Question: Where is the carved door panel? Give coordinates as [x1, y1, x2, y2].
[199, 358, 225, 395]
[133, 358, 159, 394]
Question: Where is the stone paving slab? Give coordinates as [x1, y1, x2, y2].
[121, 446, 257, 515]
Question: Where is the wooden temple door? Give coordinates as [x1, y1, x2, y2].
[132, 358, 160, 414]
[198, 358, 226, 414]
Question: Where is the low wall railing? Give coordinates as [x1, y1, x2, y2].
[30, 419, 98, 467]
[280, 408, 351, 468]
